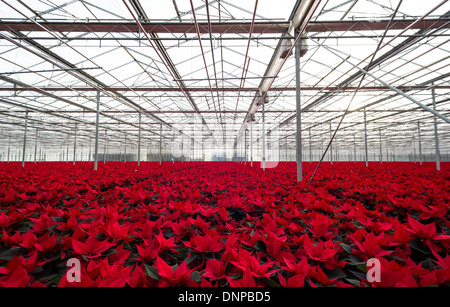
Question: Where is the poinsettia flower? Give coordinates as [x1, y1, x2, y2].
[392, 224, 412, 244]
[97, 263, 133, 287]
[171, 219, 192, 240]
[1, 229, 23, 246]
[127, 264, 153, 287]
[136, 243, 160, 262]
[308, 265, 338, 286]
[184, 233, 223, 254]
[72, 234, 115, 259]
[406, 216, 437, 239]
[154, 232, 177, 252]
[307, 212, 335, 238]
[33, 231, 59, 254]
[20, 231, 37, 250]
[230, 248, 278, 278]
[29, 213, 57, 235]
[0, 252, 40, 275]
[153, 257, 197, 287]
[102, 221, 132, 243]
[278, 272, 307, 287]
[282, 256, 310, 277]
[58, 266, 98, 287]
[226, 268, 257, 287]
[0, 211, 13, 228]
[369, 257, 418, 287]
[56, 215, 79, 232]
[202, 259, 227, 280]
[302, 238, 339, 262]
[354, 232, 394, 259]
[0, 262, 32, 287]
[108, 244, 132, 264]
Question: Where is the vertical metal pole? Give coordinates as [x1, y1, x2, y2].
[379, 129, 382, 164]
[285, 137, 288, 162]
[159, 123, 162, 165]
[244, 129, 247, 165]
[138, 112, 141, 166]
[295, 34, 302, 181]
[262, 98, 266, 171]
[364, 108, 368, 167]
[7, 134, 10, 163]
[329, 122, 333, 165]
[104, 130, 107, 164]
[34, 128, 38, 163]
[250, 121, 253, 167]
[22, 110, 28, 168]
[353, 134, 356, 163]
[417, 121, 422, 165]
[309, 128, 312, 163]
[124, 135, 127, 162]
[94, 90, 100, 171]
[73, 123, 77, 165]
[413, 134, 417, 163]
[432, 83, 440, 171]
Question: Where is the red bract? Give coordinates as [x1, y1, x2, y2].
[184, 233, 224, 254]
[202, 259, 227, 281]
[0, 161, 448, 287]
[153, 257, 197, 287]
[72, 234, 115, 259]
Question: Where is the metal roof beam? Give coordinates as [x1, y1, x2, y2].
[1, 18, 449, 34]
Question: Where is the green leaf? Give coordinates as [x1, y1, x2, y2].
[0, 247, 20, 261]
[326, 269, 346, 280]
[144, 264, 161, 280]
[347, 255, 365, 265]
[52, 216, 66, 223]
[340, 243, 352, 253]
[260, 277, 281, 287]
[345, 278, 362, 286]
[356, 264, 367, 273]
[190, 271, 202, 283]
[409, 238, 431, 255]
[253, 240, 267, 253]
[349, 270, 367, 280]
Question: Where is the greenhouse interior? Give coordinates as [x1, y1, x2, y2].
[0, 0, 449, 290]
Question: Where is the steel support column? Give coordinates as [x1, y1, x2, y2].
[364, 108, 368, 167]
[295, 34, 302, 181]
[94, 90, 100, 170]
[432, 84, 441, 171]
[262, 99, 266, 171]
[7, 134, 10, 163]
[22, 110, 28, 168]
[379, 128, 382, 164]
[124, 135, 127, 162]
[245, 129, 247, 165]
[34, 128, 38, 163]
[159, 123, 162, 165]
[138, 112, 141, 166]
[418, 121, 422, 165]
[309, 128, 312, 163]
[329, 122, 333, 165]
[250, 120, 253, 167]
[73, 123, 77, 165]
[104, 130, 107, 164]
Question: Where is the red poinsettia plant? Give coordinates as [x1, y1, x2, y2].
[0, 161, 449, 287]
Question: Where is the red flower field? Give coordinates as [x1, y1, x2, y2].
[0, 161, 449, 287]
